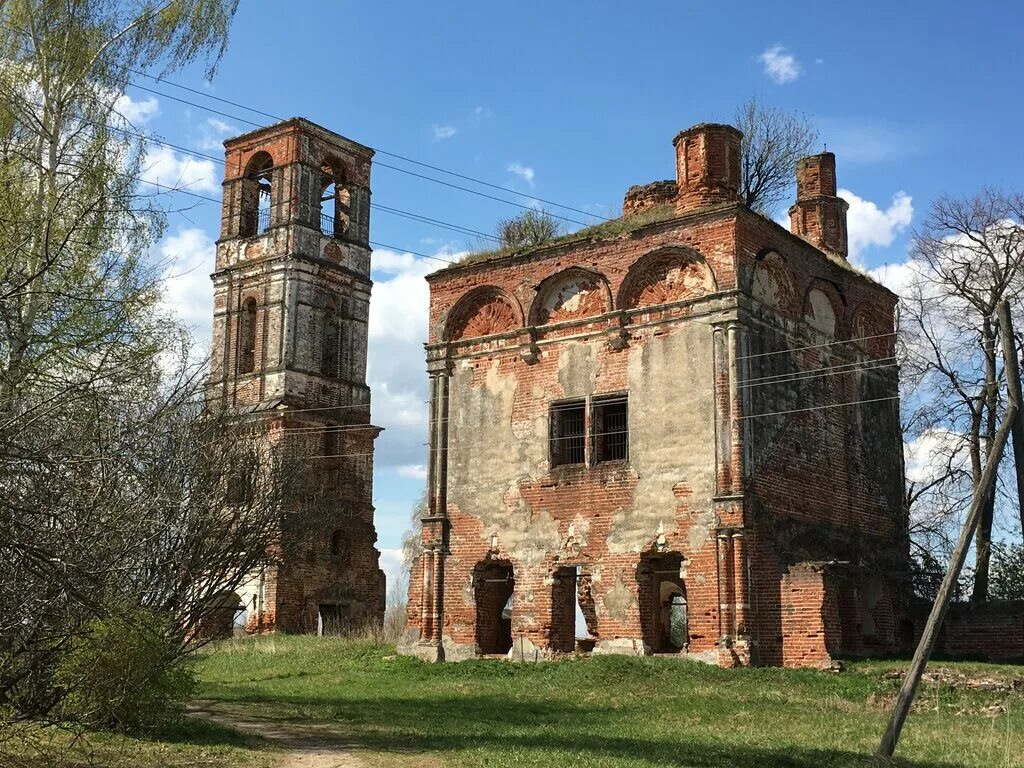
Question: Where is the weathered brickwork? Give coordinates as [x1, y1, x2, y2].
[206, 118, 385, 634]
[402, 123, 910, 667]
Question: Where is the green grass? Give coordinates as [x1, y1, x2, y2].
[449, 204, 679, 269]
[1, 716, 276, 767]
[194, 636, 1024, 768]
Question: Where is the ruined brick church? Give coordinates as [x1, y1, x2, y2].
[403, 123, 910, 667]
[205, 118, 385, 634]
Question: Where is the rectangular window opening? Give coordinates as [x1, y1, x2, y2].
[593, 395, 628, 463]
[549, 400, 586, 467]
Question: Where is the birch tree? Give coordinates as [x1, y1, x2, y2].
[0, 0, 326, 730]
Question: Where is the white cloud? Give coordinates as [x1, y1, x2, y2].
[905, 428, 967, 486]
[398, 464, 428, 480]
[432, 124, 457, 140]
[367, 247, 467, 472]
[508, 162, 535, 187]
[156, 227, 216, 346]
[139, 145, 220, 194]
[196, 117, 238, 152]
[868, 259, 918, 297]
[368, 250, 434, 343]
[840, 188, 914, 266]
[378, 548, 407, 602]
[759, 45, 801, 84]
[114, 93, 159, 124]
[372, 249, 421, 275]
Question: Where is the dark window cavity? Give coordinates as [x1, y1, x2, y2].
[238, 297, 257, 374]
[550, 400, 586, 466]
[593, 395, 628, 463]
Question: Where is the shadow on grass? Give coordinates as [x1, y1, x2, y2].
[195, 690, 961, 768]
[161, 714, 275, 751]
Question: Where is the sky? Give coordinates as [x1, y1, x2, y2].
[132, 1, 1024, 593]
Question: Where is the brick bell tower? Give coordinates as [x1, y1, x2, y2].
[207, 118, 385, 634]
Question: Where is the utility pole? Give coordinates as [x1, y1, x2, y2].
[878, 300, 1021, 758]
[997, 301, 1024, 531]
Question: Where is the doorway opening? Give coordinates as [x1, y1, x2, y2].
[551, 566, 598, 652]
[639, 553, 688, 653]
[474, 561, 514, 654]
[318, 603, 352, 636]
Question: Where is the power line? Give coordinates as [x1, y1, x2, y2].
[371, 161, 591, 227]
[124, 69, 609, 222]
[135, 178, 461, 265]
[117, 87, 591, 226]
[740, 356, 897, 386]
[736, 332, 897, 362]
[738, 358, 899, 390]
[305, 452, 376, 460]
[88, 118, 499, 245]
[739, 395, 900, 420]
[4, 23, 605, 238]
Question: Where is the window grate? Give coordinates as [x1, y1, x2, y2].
[550, 401, 586, 466]
[593, 396, 628, 463]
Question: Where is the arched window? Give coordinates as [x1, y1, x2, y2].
[320, 160, 351, 239]
[240, 152, 273, 237]
[238, 297, 257, 373]
[322, 297, 340, 378]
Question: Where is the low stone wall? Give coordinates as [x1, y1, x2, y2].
[910, 600, 1024, 662]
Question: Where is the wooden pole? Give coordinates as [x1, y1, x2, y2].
[878, 301, 1019, 757]
[996, 301, 1024, 528]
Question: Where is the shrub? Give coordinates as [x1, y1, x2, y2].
[56, 610, 195, 734]
[496, 209, 560, 249]
[990, 543, 1024, 601]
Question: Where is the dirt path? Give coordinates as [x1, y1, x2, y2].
[189, 700, 369, 768]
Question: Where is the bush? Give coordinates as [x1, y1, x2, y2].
[56, 610, 195, 734]
[496, 209, 560, 249]
[990, 543, 1024, 601]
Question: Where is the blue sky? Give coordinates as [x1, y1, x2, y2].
[138, 1, 1024, 590]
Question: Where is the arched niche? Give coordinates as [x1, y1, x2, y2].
[619, 247, 717, 310]
[444, 286, 523, 341]
[530, 267, 612, 326]
[802, 281, 844, 338]
[851, 304, 895, 358]
[750, 250, 798, 317]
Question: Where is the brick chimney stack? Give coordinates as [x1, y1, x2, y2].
[673, 123, 742, 214]
[788, 152, 849, 258]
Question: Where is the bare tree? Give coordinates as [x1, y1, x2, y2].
[898, 189, 1024, 601]
[734, 97, 819, 215]
[496, 208, 560, 250]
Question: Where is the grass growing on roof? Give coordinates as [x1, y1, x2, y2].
[452, 204, 678, 269]
[196, 635, 1024, 768]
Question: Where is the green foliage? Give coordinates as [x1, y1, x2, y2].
[458, 204, 677, 269]
[496, 208, 560, 249]
[990, 543, 1024, 601]
[57, 610, 196, 734]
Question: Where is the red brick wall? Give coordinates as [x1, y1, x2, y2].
[911, 601, 1024, 662]
[407, 128, 909, 667]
